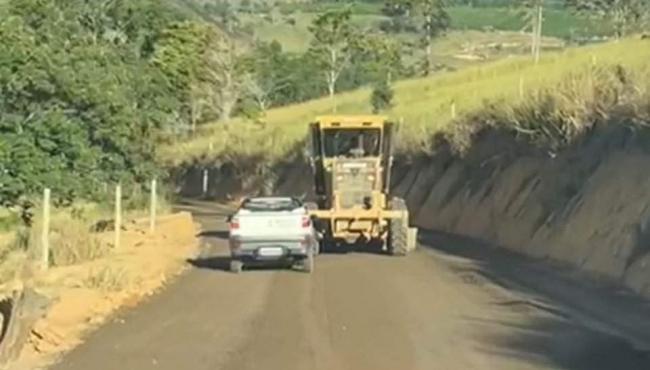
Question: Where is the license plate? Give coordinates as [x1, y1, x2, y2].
[269, 219, 292, 228]
[258, 247, 284, 257]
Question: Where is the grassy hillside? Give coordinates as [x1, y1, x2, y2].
[448, 6, 612, 38]
[161, 38, 650, 166]
[174, 1, 613, 54]
[240, 4, 612, 53]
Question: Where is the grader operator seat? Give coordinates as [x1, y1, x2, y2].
[306, 115, 417, 256]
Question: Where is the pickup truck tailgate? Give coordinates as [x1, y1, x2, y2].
[231, 211, 307, 239]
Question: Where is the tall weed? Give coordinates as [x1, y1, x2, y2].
[30, 204, 112, 267]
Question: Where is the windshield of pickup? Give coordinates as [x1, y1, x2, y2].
[240, 198, 302, 212]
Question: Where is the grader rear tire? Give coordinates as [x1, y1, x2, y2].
[388, 198, 409, 257]
[388, 218, 409, 256]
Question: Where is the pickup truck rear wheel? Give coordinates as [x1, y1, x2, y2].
[230, 260, 243, 274]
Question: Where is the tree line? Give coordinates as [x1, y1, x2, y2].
[0, 0, 415, 217]
[0, 0, 179, 217]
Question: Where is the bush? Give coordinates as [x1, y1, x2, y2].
[84, 266, 131, 292]
[0, 0, 177, 211]
[371, 81, 395, 113]
[49, 212, 111, 267]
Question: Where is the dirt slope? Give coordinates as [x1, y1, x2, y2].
[393, 124, 650, 298]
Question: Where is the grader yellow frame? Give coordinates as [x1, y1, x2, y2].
[306, 115, 416, 255]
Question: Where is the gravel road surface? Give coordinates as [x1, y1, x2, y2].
[50, 200, 650, 370]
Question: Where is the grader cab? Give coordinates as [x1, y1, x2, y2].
[306, 115, 417, 255]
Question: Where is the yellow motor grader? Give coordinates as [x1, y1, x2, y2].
[306, 115, 417, 255]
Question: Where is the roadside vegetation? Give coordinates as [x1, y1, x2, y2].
[0, 0, 180, 281]
[163, 37, 650, 165]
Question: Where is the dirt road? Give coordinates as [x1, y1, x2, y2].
[49, 200, 650, 370]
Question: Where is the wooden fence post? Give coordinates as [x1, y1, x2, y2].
[41, 188, 51, 271]
[115, 183, 121, 249]
[150, 179, 157, 233]
[451, 102, 457, 119]
[202, 169, 209, 197]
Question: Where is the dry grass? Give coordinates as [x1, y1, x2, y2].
[0, 198, 171, 279]
[0, 227, 29, 284]
[162, 38, 650, 166]
[27, 204, 112, 267]
[83, 266, 132, 292]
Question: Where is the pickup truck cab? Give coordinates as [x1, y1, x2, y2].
[227, 197, 318, 273]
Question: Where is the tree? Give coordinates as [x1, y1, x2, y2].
[418, 0, 451, 75]
[308, 8, 356, 105]
[0, 0, 178, 213]
[154, 22, 249, 125]
[356, 34, 404, 83]
[241, 41, 292, 123]
[354, 34, 402, 113]
[517, 0, 544, 63]
[381, 0, 416, 32]
[565, 0, 650, 38]
[371, 80, 395, 113]
[204, 0, 240, 33]
[203, 32, 250, 122]
[383, 0, 449, 75]
[153, 21, 212, 133]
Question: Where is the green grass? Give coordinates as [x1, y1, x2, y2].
[255, 4, 614, 53]
[244, 11, 567, 68]
[278, 1, 381, 15]
[162, 38, 650, 167]
[448, 6, 613, 39]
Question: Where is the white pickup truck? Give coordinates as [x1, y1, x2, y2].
[227, 197, 318, 273]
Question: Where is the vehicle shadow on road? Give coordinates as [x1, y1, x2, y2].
[322, 244, 387, 255]
[319, 239, 395, 256]
[187, 256, 232, 271]
[197, 230, 229, 239]
[187, 256, 297, 273]
[419, 229, 650, 370]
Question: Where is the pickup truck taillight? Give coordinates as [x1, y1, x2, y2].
[229, 218, 240, 230]
[302, 216, 311, 228]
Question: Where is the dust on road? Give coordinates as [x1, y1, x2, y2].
[49, 200, 650, 370]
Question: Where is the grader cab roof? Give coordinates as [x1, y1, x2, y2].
[315, 115, 388, 129]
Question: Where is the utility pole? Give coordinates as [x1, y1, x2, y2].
[534, 3, 543, 64]
[115, 183, 122, 249]
[41, 188, 51, 271]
